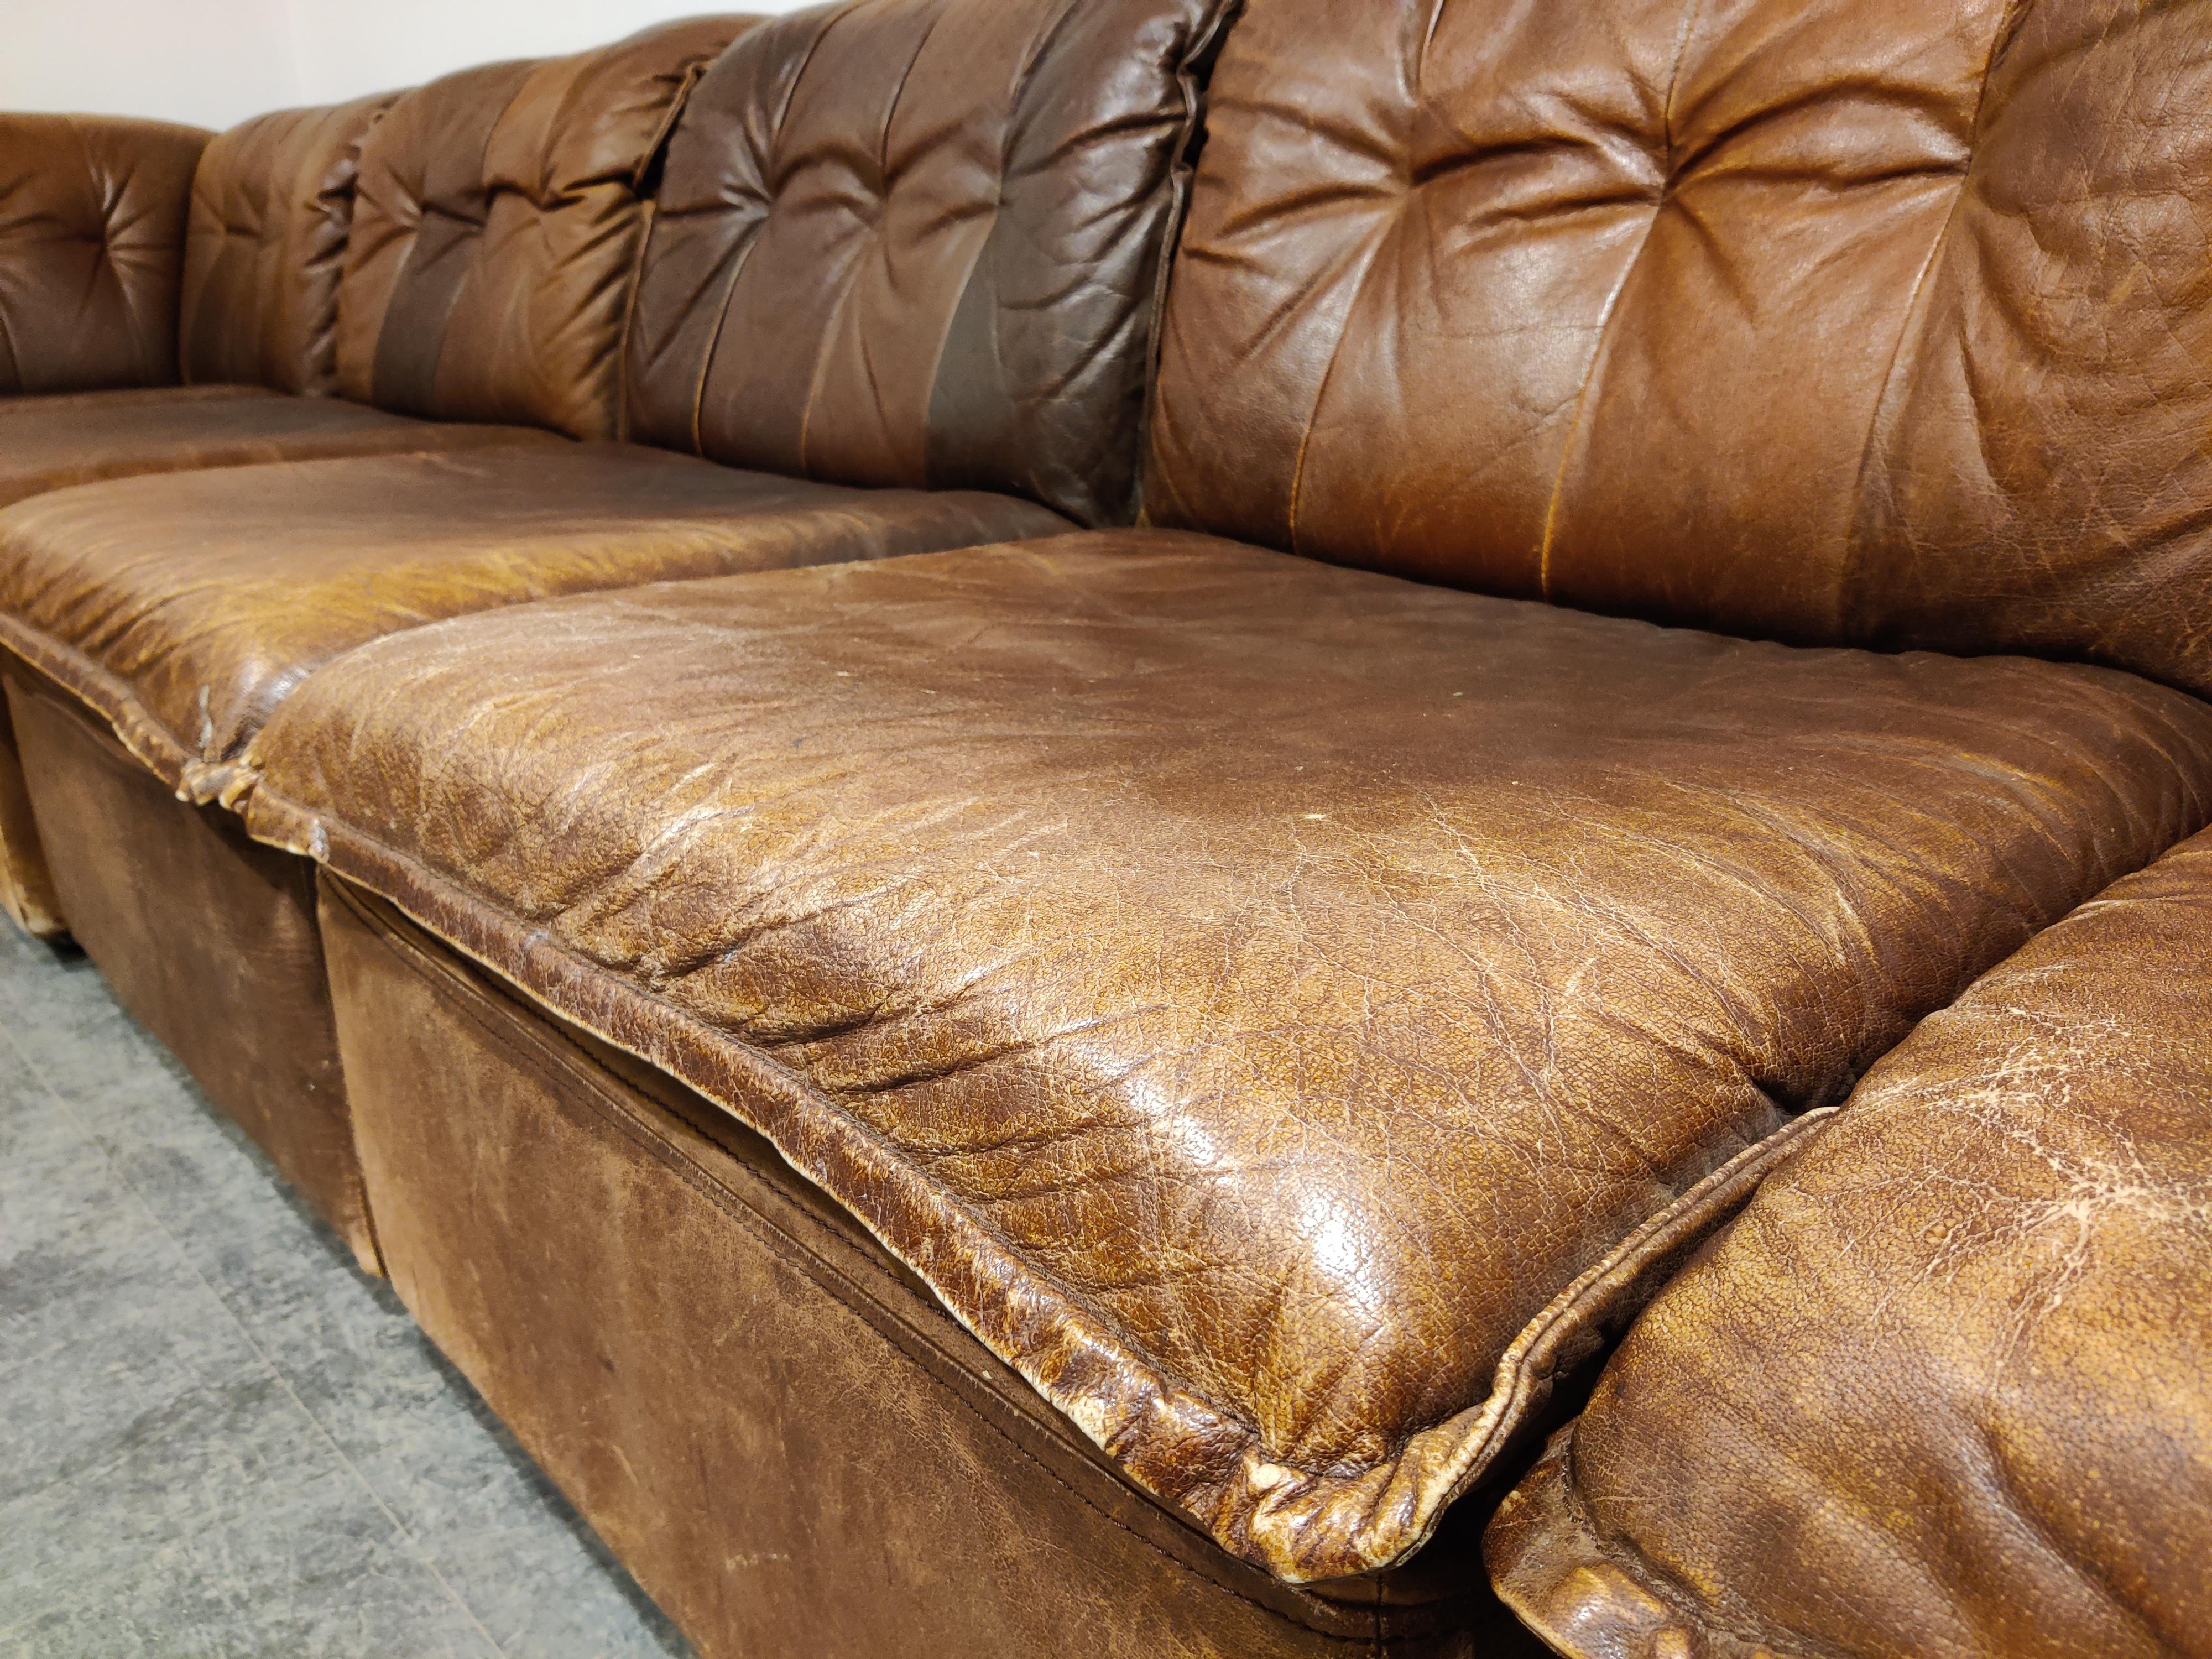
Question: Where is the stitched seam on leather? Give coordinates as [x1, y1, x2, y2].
[1281, 223, 1396, 560]
[614, 53, 715, 442]
[1834, 0, 2023, 638]
[0, 283, 21, 389]
[1533, 0, 1704, 602]
[381, 71, 535, 411]
[612, 200, 653, 445]
[335, 881, 1399, 1645]
[0, 612, 200, 792]
[1413, 1108, 1841, 1551]
[1281, 0, 1457, 556]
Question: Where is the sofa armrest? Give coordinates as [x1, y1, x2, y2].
[0, 112, 211, 395]
[1486, 826, 2212, 1659]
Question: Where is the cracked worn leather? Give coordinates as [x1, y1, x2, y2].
[321, 875, 1547, 1656]
[1148, 0, 2212, 700]
[333, 18, 748, 441]
[1488, 827, 2212, 1659]
[179, 93, 397, 394]
[625, 0, 1231, 529]
[0, 113, 209, 394]
[233, 534, 2212, 1584]
[0, 442, 1067, 799]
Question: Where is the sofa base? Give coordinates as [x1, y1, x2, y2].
[4, 661, 378, 1271]
[317, 873, 1546, 1658]
[0, 680, 65, 937]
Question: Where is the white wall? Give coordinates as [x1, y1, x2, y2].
[3, 1, 805, 134]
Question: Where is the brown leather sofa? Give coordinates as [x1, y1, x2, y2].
[0, 0, 1227, 1280]
[6, 0, 2210, 1652]
[0, 25, 744, 936]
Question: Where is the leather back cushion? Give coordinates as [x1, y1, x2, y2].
[335, 18, 745, 440]
[627, 0, 1229, 529]
[179, 95, 397, 395]
[1147, 0, 2212, 697]
[0, 114, 210, 394]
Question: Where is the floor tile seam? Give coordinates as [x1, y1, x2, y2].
[0, 1014, 512, 1659]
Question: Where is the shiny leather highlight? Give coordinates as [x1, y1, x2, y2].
[233, 533, 2212, 1583]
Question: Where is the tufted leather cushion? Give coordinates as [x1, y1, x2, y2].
[179, 94, 397, 395]
[1489, 827, 2212, 1659]
[0, 442, 1066, 800]
[335, 18, 747, 440]
[1148, 0, 2212, 698]
[0, 114, 210, 395]
[233, 534, 2212, 1584]
[626, 0, 1233, 528]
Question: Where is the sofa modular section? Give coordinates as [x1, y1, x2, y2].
[5, 662, 368, 1264]
[231, 536, 2212, 1587]
[318, 873, 1550, 1657]
[1488, 826, 2212, 1659]
[331, 17, 750, 442]
[0, 14, 755, 524]
[0, 87, 528, 936]
[0, 91, 541, 521]
[0, 112, 210, 395]
[179, 91, 399, 395]
[0, 0, 1234, 1272]
[0, 17, 749, 1234]
[216, 0, 2212, 1639]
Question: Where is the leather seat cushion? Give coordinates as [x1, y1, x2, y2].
[230, 531, 2212, 1584]
[0, 440, 1069, 799]
[1489, 827, 2212, 1659]
[0, 385, 546, 510]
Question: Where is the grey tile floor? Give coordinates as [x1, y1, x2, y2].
[0, 921, 693, 1658]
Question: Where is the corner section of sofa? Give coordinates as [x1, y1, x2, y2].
[1486, 826, 2212, 1659]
